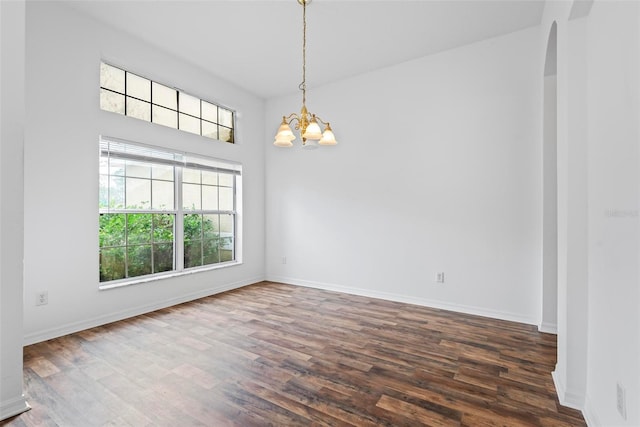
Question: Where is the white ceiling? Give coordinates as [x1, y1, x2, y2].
[66, 0, 545, 99]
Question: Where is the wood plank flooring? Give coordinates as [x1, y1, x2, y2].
[2, 281, 586, 426]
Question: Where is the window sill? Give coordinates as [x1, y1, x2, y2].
[98, 260, 241, 291]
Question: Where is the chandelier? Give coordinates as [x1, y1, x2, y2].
[273, 0, 337, 148]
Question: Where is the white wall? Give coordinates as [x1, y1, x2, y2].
[0, 0, 30, 420]
[585, 1, 640, 425]
[22, 2, 265, 344]
[265, 26, 543, 325]
[542, 74, 558, 333]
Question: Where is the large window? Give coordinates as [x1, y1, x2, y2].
[99, 62, 235, 143]
[99, 137, 241, 285]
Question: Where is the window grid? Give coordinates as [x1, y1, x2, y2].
[100, 62, 235, 143]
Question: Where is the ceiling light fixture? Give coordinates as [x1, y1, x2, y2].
[273, 0, 337, 149]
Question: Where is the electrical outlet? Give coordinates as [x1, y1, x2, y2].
[617, 382, 627, 420]
[435, 272, 445, 283]
[36, 291, 48, 306]
[282, 256, 287, 264]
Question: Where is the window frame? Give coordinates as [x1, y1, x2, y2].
[99, 62, 236, 144]
[99, 136, 242, 290]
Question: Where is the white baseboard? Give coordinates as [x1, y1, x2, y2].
[0, 395, 30, 422]
[552, 369, 585, 411]
[266, 275, 538, 326]
[538, 321, 558, 334]
[23, 276, 263, 346]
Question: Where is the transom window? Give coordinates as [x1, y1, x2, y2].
[99, 137, 241, 286]
[99, 62, 235, 143]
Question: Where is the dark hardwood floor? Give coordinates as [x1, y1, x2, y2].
[3, 281, 586, 426]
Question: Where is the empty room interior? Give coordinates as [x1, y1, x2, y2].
[1, 0, 639, 426]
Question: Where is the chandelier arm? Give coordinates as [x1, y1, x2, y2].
[312, 115, 330, 126]
[285, 113, 300, 125]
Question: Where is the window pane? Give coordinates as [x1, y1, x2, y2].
[99, 175, 109, 208]
[220, 214, 234, 261]
[220, 214, 233, 234]
[100, 63, 125, 93]
[219, 187, 234, 211]
[127, 73, 150, 101]
[126, 213, 152, 245]
[126, 161, 151, 178]
[202, 185, 218, 210]
[203, 214, 219, 239]
[201, 171, 217, 185]
[219, 108, 233, 128]
[100, 89, 125, 114]
[152, 82, 177, 109]
[219, 126, 233, 143]
[152, 180, 174, 210]
[179, 113, 200, 135]
[183, 168, 200, 184]
[184, 213, 203, 268]
[203, 239, 219, 265]
[100, 158, 109, 175]
[183, 183, 201, 210]
[100, 247, 125, 282]
[127, 245, 152, 277]
[99, 214, 125, 247]
[179, 93, 200, 117]
[110, 158, 125, 176]
[184, 240, 202, 268]
[184, 214, 202, 241]
[220, 243, 233, 262]
[126, 97, 151, 122]
[152, 105, 178, 129]
[153, 243, 174, 273]
[218, 173, 233, 187]
[108, 176, 125, 209]
[126, 177, 151, 209]
[201, 121, 218, 140]
[201, 101, 218, 123]
[153, 214, 174, 243]
[152, 164, 173, 181]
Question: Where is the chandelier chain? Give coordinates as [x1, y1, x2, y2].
[300, 0, 307, 106]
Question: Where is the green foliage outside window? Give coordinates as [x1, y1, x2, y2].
[183, 214, 232, 268]
[99, 212, 232, 282]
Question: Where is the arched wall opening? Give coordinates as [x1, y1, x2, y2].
[541, 21, 558, 334]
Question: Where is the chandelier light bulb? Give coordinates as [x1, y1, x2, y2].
[319, 123, 337, 145]
[274, 136, 294, 147]
[277, 119, 295, 140]
[302, 117, 322, 140]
